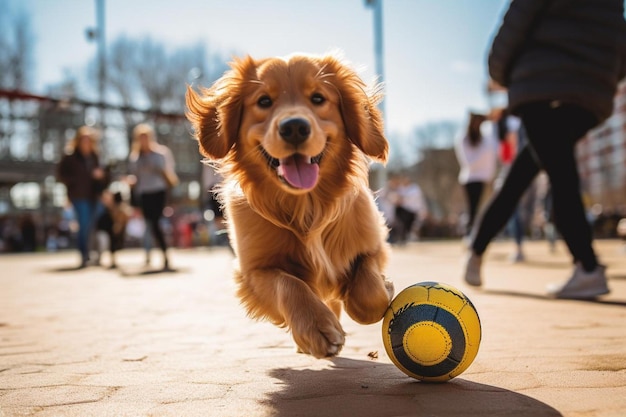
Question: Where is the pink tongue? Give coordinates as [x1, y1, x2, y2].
[278, 154, 319, 190]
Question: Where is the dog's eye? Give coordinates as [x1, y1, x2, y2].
[257, 95, 272, 108]
[311, 93, 326, 105]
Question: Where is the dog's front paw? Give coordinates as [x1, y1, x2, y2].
[291, 307, 345, 358]
[384, 277, 395, 302]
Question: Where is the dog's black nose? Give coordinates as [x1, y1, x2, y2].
[279, 118, 311, 145]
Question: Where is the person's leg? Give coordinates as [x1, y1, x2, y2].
[520, 102, 608, 298]
[88, 200, 105, 263]
[471, 145, 540, 256]
[109, 230, 123, 268]
[145, 214, 165, 251]
[463, 146, 539, 285]
[394, 206, 415, 243]
[95, 230, 108, 264]
[141, 191, 169, 269]
[71, 199, 91, 266]
[405, 210, 417, 241]
[464, 182, 484, 236]
[143, 222, 152, 265]
[509, 206, 525, 262]
[521, 103, 598, 270]
[393, 206, 407, 243]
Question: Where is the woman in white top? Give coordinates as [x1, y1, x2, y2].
[455, 112, 499, 237]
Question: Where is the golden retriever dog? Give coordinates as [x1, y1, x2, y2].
[186, 53, 394, 358]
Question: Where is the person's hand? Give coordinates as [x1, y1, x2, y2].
[92, 167, 105, 180]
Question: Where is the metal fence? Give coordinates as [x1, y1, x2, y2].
[0, 89, 212, 252]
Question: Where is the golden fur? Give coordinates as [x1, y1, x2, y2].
[186, 53, 393, 358]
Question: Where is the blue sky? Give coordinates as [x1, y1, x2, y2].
[10, 0, 508, 136]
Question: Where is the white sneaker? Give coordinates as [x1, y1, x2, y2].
[463, 251, 483, 287]
[509, 251, 525, 263]
[547, 264, 610, 299]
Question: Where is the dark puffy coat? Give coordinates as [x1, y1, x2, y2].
[489, 0, 626, 123]
[57, 152, 108, 201]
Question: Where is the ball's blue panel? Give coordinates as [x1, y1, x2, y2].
[388, 304, 465, 378]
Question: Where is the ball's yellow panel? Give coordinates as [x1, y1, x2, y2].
[425, 282, 468, 313]
[388, 284, 430, 314]
[403, 321, 451, 366]
[382, 281, 481, 382]
[458, 302, 482, 348]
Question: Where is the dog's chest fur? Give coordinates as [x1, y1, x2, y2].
[228, 186, 367, 298]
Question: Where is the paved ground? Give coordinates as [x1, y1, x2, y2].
[1, 238, 625, 417]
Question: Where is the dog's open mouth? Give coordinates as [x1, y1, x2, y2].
[261, 148, 322, 190]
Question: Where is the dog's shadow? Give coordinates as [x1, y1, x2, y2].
[263, 357, 562, 417]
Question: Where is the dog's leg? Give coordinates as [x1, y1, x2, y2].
[327, 299, 342, 320]
[235, 269, 346, 358]
[343, 254, 394, 325]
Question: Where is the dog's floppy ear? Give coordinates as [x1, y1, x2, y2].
[320, 55, 388, 163]
[186, 56, 257, 159]
[186, 85, 229, 159]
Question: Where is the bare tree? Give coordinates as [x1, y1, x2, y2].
[136, 37, 173, 112]
[100, 35, 226, 114]
[414, 148, 463, 219]
[0, 3, 34, 90]
[409, 120, 461, 220]
[106, 35, 139, 107]
[88, 35, 227, 152]
[167, 42, 214, 110]
[414, 120, 458, 151]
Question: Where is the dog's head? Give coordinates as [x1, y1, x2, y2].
[186, 53, 387, 195]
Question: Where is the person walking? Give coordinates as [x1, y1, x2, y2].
[57, 126, 108, 268]
[454, 111, 499, 240]
[463, 0, 626, 299]
[127, 123, 178, 270]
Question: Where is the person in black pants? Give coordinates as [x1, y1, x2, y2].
[463, 0, 626, 299]
[128, 124, 179, 270]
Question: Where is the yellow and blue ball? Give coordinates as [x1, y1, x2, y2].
[382, 281, 481, 382]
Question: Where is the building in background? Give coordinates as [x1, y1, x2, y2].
[577, 82, 626, 212]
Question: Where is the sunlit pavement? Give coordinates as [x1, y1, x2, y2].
[1, 239, 625, 417]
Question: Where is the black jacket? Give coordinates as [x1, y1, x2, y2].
[57, 152, 108, 201]
[489, 0, 626, 123]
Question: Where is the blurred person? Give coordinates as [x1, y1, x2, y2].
[142, 221, 154, 265]
[454, 111, 499, 239]
[378, 174, 400, 232]
[494, 107, 527, 263]
[57, 126, 108, 268]
[19, 213, 37, 252]
[538, 177, 557, 253]
[203, 164, 228, 246]
[617, 217, 626, 253]
[463, 0, 626, 299]
[124, 174, 154, 264]
[394, 175, 427, 244]
[95, 190, 131, 269]
[528, 172, 557, 252]
[127, 123, 178, 270]
[45, 225, 60, 252]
